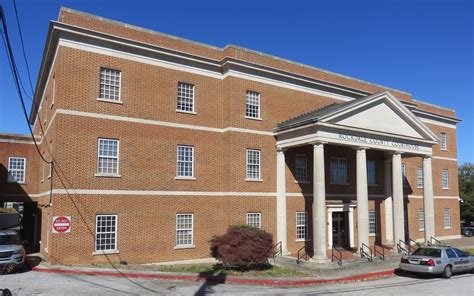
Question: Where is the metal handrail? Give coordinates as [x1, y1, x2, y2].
[332, 246, 343, 266]
[360, 243, 373, 262]
[296, 246, 308, 264]
[373, 243, 385, 261]
[397, 239, 412, 255]
[272, 241, 282, 258]
[429, 236, 442, 246]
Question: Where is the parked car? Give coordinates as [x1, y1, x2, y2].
[0, 230, 25, 273]
[399, 246, 474, 278]
[461, 226, 474, 237]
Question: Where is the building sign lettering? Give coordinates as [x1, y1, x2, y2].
[338, 133, 420, 151]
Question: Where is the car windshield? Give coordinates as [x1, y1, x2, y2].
[412, 248, 442, 258]
[0, 234, 20, 245]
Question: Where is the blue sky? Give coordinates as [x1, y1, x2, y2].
[0, 0, 472, 163]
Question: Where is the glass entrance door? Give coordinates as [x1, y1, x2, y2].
[332, 212, 348, 247]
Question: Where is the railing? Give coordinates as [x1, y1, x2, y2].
[331, 246, 343, 266]
[428, 236, 441, 246]
[360, 243, 373, 262]
[296, 246, 308, 264]
[374, 243, 385, 261]
[272, 241, 282, 258]
[397, 239, 412, 255]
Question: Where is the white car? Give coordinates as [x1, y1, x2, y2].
[0, 230, 25, 273]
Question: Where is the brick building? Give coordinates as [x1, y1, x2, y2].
[0, 8, 461, 264]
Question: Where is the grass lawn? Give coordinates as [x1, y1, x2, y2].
[462, 248, 474, 255]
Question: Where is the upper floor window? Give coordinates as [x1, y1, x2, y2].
[296, 211, 308, 240]
[367, 160, 376, 185]
[330, 158, 348, 185]
[368, 210, 376, 235]
[176, 145, 194, 178]
[246, 213, 261, 229]
[442, 169, 449, 189]
[99, 68, 121, 102]
[7, 157, 26, 183]
[97, 138, 119, 176]
[246, 149, 261, 180]
[417, 167, 423, 188]
[295, 154, 308, 182]
[245, 91, 261, 119]
[177, 82, 195, 113]
[440, 133, 448, 151]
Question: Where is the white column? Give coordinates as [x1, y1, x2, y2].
[384, 158, 394, 244]
[392, 152, 405, 245]
[348, 207, 355, 248]
[356, 147, 369, 251]
[312, 142, 327, 261]
[423, 156, 435, 242]
[276, 147, 288, 254]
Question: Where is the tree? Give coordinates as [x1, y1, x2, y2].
[459, 163, 474, 223]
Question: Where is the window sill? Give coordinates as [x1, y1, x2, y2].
[368, 184, 378, 187]
[176, 110, 197, 115]
[369, 234, 376, 237]
[295, 180, 310, 184]
[244, 116, 262, 121]
[97, 98, 123, 104]
[330, 183, 350, 186]
[417, 186, 424, 189]
[295, 239, 310, 242]
[174, 245, 195, 250]
[444, 227, 452, 230]
[442, 187, 450, 190]
[95, 173, 121, 178]
[419, 229, 425, 232]
[246, 178, 263, 182]
[174, 176, 196, 180]
[93, 250, 120, 256]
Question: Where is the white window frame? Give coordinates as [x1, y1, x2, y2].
[246, 212, 261, 229]
[330, 158, 348, 185]
[98, 68, 122, 103]
[176, 145, 195, 179]
[51, 73, 55, 109]
[418, 208, 425, 231]
[94, 214, 118, 253]
[96, 138, 120, 177]
[367, 160, 376, 185]
[246, 149, 261, 181]
[443, 208, 451, 229]
[295, 153, 308, 183]
[401, 163, 407, 187]
[417, 167, 423, 188]
[368, 210, 376, 235]
[296, 211, 308, 241]
[176, 82, 196, 114]
[7, 157, 26, 184]
[245, 91, 261, 120]
[442, 169, 449, 189]
[440, 133, 448, 151]
[176, 213, 194, 248]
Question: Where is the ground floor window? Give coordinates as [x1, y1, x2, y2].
[95, 215, 118, 252]
[296, 212, 308, 240]
[443, 208, 451, 229]
[418, 208, 425, 231]
[176, 213, 193, 247]
[246, 212, 261, 228]
[368, 210, 376, 235]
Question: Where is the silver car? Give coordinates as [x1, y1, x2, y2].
[399, 246, 474, 278]
[0, 230, 25, 273]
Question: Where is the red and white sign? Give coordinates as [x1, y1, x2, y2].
[52, 216, 71, 233]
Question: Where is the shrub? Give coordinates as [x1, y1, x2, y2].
[209, 224, 273, 269]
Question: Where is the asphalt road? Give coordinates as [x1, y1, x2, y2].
[0, 270, 473, 295]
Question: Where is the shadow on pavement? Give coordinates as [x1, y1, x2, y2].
[194, 267, 227, 296]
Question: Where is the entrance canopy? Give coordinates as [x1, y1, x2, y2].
[274, 92, 438, 155]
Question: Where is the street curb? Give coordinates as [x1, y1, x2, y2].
[31, 266, 396, 287]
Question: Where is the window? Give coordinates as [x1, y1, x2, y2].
[176, 213, 193, 247]
[246, 213, 261, 228]
[330, 158, 348, 185]
[417, 167, 423, 188]
[368, 210, 376, 235]
[445, 248, 456, 259]
[176, 145, 194, 178]
[440, 133, 448, 151]
[245, 91, 261, 119]
[442, 169, 449, 189]
[246, 149, 261, 180]
[296, 212, 308, 240]
[99, 68, 121, 102]
[443, 208, 451, 229]
[97, 139, 119, 175]
[418, 208, 425, 231]
[51, 73, 55, 108]
[401, 163, 407, 186]
[7, 157, 26, 183]
[177, 82, 195, 113]
[95, 215, 118, 252]
[404, 208, 409, 235]
[367, 160, 376, 185]
[295, 154, 308, 182]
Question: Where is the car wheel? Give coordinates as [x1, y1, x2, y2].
[443, 265, 452, 279]
[466, 231, 472, 237]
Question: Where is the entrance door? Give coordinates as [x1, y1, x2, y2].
[332, 212, 348, 247]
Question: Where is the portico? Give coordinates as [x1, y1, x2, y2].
[274, 92, 439, 260]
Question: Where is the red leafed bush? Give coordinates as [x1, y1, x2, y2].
[209, 224, 273, 269]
